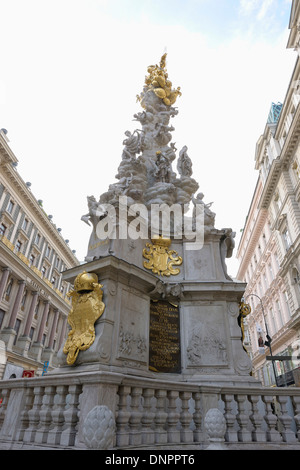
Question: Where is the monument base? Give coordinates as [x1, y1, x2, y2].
[57, 250, 260, 388]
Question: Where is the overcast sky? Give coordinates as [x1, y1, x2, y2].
[0, 0, 296, 276]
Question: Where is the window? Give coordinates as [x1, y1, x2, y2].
[268, 263, 274, 281]
[0, 223, 7, 236]
[283, 228, 292, 250]
[41, 266, 47, 278]
[51, 276, 56, 287]
[0, 309, 5, 329]
[13, 318, 21, 345]
[283, 291, 292, 318]
[269, 307, 277, 335]
[7, 200, 14, 214]
[15, 240, 22, 252]
[263, 272, 268, 289]
[28, 327, 35, 348]
[45, 245, 51, 258]
[276, 300, 284, 328]
[35, 233, 41, 245]
[22, 218, 28, 231]
[29, 254, 35, 267]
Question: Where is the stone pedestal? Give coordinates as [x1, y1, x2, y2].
[0, 328, 16, 351]
[14, 336, 31, 357]
[57, 233, 258, 388]
[29, 342, 44, 362]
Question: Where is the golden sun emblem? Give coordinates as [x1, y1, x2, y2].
[143, 236, 182, 276]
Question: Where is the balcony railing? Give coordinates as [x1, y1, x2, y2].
[0, 371, 300, 450]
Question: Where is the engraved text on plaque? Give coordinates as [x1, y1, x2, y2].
[149, 300, 181, 373]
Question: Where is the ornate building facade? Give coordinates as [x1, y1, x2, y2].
[0, 129, 78, 379]
[237, 1, 300, 387]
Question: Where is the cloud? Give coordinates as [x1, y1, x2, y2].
[257, 0, 276, 20]
[239, 0, 260, 14]
[239, 0, 275, 20]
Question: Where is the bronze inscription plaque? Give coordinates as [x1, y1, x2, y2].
[149, 300, 181, 373]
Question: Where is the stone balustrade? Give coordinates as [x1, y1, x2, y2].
[0, 371, 300, 450]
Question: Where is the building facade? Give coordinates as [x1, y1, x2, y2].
[0, 129, 78, 379]
[237, 1, 300, 387]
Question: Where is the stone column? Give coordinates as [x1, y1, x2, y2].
[36, 301, 50, 343]
[58, 316, 68, 349]
[7, 280, 26, 329]
[47, 309, 59, 349]
[0, 267, 10, 300]
[23, 291, 39, 337]
[30, 301, 50, 362]
[16, 291, 40, 356]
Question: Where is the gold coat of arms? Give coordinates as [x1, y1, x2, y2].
[143, 236, 182, 276]
[63, 271, 105, 365]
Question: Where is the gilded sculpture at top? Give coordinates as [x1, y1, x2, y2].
[137, 53, 182, 107]
[63, 271, 105, 365]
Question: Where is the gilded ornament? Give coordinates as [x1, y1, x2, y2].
[238, 301, 251, 345]
[138, 53, 182, 107]
[63, 271, 105, 365]
[143, 236, 182, 276]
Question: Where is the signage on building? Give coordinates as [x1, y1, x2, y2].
[22, 370, 34, 378]
[42, 361, 49, 375]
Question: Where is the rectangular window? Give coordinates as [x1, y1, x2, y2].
[283, 228, 292, 250]
[0, 223, 6, 236]
[270, 307, 277, 334]
[29, 254, 35, 267]
[0, 309, 5, 329]
[15, 240, 22, 252]
[7, 200, 14, 214]
[276, 300, 284, 328]
[13, 318, 21, 345]
[28, 327, 35, 349]
[22, 218, 28, 231]
[268, 263, 274, 280]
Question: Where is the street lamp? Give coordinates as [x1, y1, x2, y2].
[242, 293, 278, 387]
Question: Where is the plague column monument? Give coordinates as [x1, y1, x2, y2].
[2, 53, 300, 452]
[59, 54, 254, 387]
